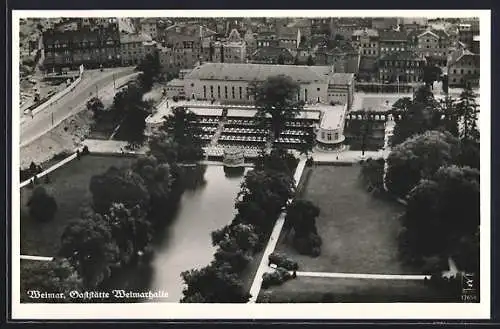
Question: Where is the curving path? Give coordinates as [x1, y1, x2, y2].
[20, 67, 138, 147]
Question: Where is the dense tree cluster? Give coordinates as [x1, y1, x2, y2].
[149, 107, 204, 163]
[386, 84, 480, 277]
[285, 199, 322, 257]
[182, 149, 298, 303]
[20, 258, 83, 303]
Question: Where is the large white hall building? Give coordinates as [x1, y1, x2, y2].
[180, 63, 355, 109]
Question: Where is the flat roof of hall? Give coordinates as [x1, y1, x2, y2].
[320, 105, 347, 130]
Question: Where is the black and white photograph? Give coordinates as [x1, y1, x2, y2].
[11, 9, 490, 320]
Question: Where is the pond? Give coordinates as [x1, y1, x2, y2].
[102, 165, 247, 303]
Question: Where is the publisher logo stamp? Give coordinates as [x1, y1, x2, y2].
[461, 273, 478, 302]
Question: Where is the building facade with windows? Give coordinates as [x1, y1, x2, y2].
[182, 63, 354, 107]
[351, 28, 380, 58]
[378, 30, 409, 55]
[378, 51, 426, 83]
[447, 48, 480, 87]
[316, 104, 347, 151]
[119, 33, 152, 66]
[413, 29, 450, 67]
[43, 18, 121, 71]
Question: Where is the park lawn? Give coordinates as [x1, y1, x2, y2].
[257, 276, 455, 303]
[20, 154, 136, 257]
[274, 164, 419, 275]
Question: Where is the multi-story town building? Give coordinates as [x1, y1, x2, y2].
[140, 18, 159, 40]
[119, 33, 152, 66]
[447, 48, 480, 87]
[43, 18, 121, 71]
[378, 30, 409, 55]
[215, 29, 247, 63]
[351, 28, 380, 58]
[310, 17, 334, 37]
[412, 29, 451, 67]
[182, 63, 354, 108]
[378, 51, 426, 83]
[158, 24, 217, 73]
[314, 43, 360, 74]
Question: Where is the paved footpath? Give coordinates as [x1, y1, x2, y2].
[294, 271, 430, 280]
[247, 158, 307, 303]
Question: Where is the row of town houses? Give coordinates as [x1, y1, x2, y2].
[40, 17, 480, 88]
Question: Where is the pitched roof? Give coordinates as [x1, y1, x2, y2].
[251, 47, 294, 60]
[328, 73, 355, 85]
[184, 63, 333, 83]
[378, 30, 408, 42]
[417, 29, 449, 39]
[448, 48, 478, 66]
[120, 33, 151, 44]
[227, 28, 242, 43]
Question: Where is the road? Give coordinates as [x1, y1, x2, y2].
[20, 67, 138, 147]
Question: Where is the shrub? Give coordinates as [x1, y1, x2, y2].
[261, 267, 292, 289]
[27, 186, 58, 222]
[293, 233, 322, 257]
[268, 252, 299, 271]
[82, 145, 90, 155]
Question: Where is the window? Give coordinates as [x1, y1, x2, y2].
[232, 86, 235, 99]
[210, 85, 214, 98]
[334, 132, 339, 140]
[218, 85, 221, 98]
[321, 132, 325, 139]
[239, 86, 242, 99]
[203, 85, 207, 99]
[317, 87, 320, 91]
[224, 86, 228, 98]
[305, 88, 308, 102]
[327, 133, 332, 141]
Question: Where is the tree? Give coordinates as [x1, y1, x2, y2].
[236, 170, 295, 235]
[160, 107, 204, 162]
[286, 199, 320, 235]
[252, 75, 304, 139]
[104, 203, 152, 265]
[131, 155, 176, 222]
[148, 131, 179, 164]
[113, 82, 152, 145]
[181, 261, 250, 303]
[437, 96, 459, 137]
[306, 55, 315, 66]
[255, 147, 298, 177]
[386, 130, 460, 198]
[286, 199, 322, 256]
[402, 165, 479, 268]
[137, 52, 161, 91]
[423, 64, 442, 88]
[360, 157, 385, 192]
[27, 186, 58, 222]
[456, 85, 479, 143]
[60, 214, 120, 288]
[86, 96, 104, 119]
[390, 85, 441, 146]
[20, 258, 83, 303]
[89, 166, 150, 214]
[211, 223, 259, 252]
